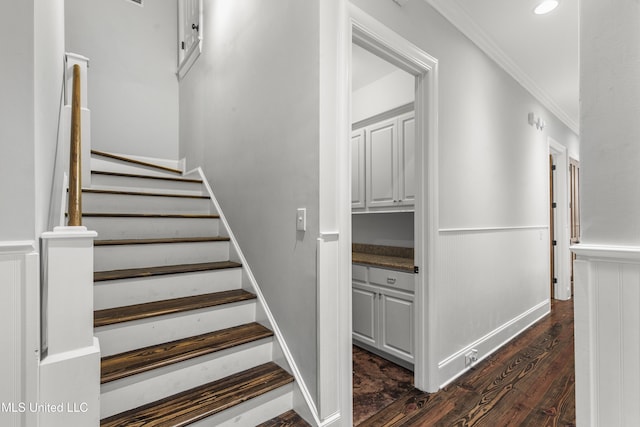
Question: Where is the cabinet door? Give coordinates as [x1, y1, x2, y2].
[352, 283, 377, 346]
[366, 118, 397, 208]
[397, 113, 415, 206]
[379, 288, 414, 363]
[351, 129, 366, 209]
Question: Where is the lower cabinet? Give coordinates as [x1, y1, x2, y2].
[352, 265, 415, 364]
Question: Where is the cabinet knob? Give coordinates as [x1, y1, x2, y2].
[387, 277, 396, 284]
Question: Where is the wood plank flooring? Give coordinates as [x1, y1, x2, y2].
[357, 299, 575, 427]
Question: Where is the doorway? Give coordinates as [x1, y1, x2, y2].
[347, 6, 440, 402]
[350, 42, 417, 424]
[548, 138, 571, 301]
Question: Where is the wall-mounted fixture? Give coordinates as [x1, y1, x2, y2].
[528, 112, 546, 131]
[534, 0, 559, 15]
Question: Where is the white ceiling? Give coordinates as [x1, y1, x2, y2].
[426, 0, 579, 133]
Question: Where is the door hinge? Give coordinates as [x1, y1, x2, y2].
[553, 277, 558, 284]
[552, 240, 557, 246]
[414, 266, 419, 274]
[181, 41, 185, 50]
[552, 202, 557, 208]
[552, 164, 556, 171]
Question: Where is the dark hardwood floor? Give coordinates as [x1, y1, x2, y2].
[355, 299, 575, 426]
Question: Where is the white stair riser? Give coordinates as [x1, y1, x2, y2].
[100, 340, 273, 419]
[189, 384, 294, 427]
[90, 183, 204, 197]
[94, 241, 230, 271]
[84, 216, 220, 239]
[91, 157, 182, 178]
[90, 171, 203, 194]
[83, 193, 211, 215]
[96, 301, 256, 357]
[94, 268, 242, 310]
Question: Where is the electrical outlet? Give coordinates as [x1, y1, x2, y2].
[465, 349, 478, 366]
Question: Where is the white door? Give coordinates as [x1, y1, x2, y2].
[398, 113, 415, 205]
[178, 0, 200, 64]
[366, 117, 397, 208]
[352, 283, 377, 346]
[379, 288, 414, 363]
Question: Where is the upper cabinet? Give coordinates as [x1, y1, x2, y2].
[352, 111, 415, 212]
[351, 128, 366, 209]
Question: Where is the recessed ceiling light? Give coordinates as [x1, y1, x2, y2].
[534, 0, 559, 15]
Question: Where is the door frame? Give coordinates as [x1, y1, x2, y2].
[317, 4, 439, 424]
[348, 9, 440, 395]
[548, 138, 571, 300]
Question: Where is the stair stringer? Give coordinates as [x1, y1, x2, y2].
[194, 167, 321, 426]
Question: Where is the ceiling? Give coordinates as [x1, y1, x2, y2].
[425, 0, 579, 133]
[352, 43, 405, 91]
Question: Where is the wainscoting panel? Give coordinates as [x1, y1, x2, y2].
[0, 242, 38, 427]
[437, 226, 550, 386]
[573, 246, 640, 427]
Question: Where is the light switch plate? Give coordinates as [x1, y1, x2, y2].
[296, 208, 306, 232]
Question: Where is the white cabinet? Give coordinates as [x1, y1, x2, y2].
[351, 129, 366, 209]
[352, 265, 415, 364]
[352, 111, 415, 211]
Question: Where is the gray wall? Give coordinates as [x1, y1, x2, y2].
[1, 0, 65, 241]
[352, 213, 414, 248]
[580, 0, 640, 246]
[65, 0, 179, 160]
[351, 0, 579, 379]
[179, 0, 321, 402]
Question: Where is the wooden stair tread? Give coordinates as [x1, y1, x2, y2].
[100, 362, 293, 427]
[83, 212, 219, 219]
[94, 289, 255, 328]
[92, 170, 203, 184]
[94, 261, 241, 282]
[257, 410, 311, 427]
[83, 188, 210, 199]
[94, 236, 230, 246]
[92, 149, 183, 175]
[101, 322, 273, 384]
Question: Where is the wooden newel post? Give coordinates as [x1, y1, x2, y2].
[68, 64, 82, 226]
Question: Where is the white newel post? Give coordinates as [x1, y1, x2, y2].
[39, 227, 100, 426]
[64, 53, 91, 187]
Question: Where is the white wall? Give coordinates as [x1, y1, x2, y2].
[352, 68, 414, 123]
[574, 2, 640, 425]
[179, 0, 320, 404]
[352, 213, 414, 247]
[351, 0, 579, 385]
[0, 2, 36, 242]
[65, 0, 179, 159]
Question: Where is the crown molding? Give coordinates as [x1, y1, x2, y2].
[425, 0, 579, 134]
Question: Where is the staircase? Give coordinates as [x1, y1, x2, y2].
[83, 150, 311, 426]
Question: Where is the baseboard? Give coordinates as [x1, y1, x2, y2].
[438, 299, 550, 387]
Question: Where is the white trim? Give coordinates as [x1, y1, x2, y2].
[0, 241, 37, 254]
[572, 243, 640, 263]
[177, 0, 203, 81]
[425, 0, 578, 134]
[193, 167, 322, 426]
[438, 299, 550, 387]
[549, 138, 571, 300]
[439, 225, 548, 233]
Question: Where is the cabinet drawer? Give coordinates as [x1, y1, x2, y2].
[368, 267, 414, 292]
[352, 264, 368, 283]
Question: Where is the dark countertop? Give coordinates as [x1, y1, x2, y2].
[352, 243, 415, 273]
